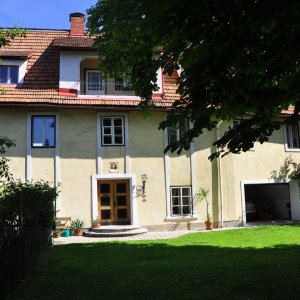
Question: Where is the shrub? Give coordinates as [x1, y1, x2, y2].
[0, 180, 58, 235]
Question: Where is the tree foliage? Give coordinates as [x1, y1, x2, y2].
[0, 136, 15, 182]
[87, 0, 300, 158]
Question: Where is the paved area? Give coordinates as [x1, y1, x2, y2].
[53, 230, 198, 245]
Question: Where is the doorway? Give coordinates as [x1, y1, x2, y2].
[97, 180, 131, 225]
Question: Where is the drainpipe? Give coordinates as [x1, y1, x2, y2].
[216, 121, 224, 228]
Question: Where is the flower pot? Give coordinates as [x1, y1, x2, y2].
[205, 221, 213, 230]
[92, 223, 100, 228]
[74, 229, 83, 236]
[61, 229, 71, 237]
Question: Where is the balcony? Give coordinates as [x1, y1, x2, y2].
[76, 79, 135, 96]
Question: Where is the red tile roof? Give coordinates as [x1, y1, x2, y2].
[0, 29, 178, 109]
[0, 50, 33, 59]
[52, 37, 95, 50]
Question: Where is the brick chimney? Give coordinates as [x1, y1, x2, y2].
[69, 13, 85, 36]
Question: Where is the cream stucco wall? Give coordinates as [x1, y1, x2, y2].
[1, 107, 299, 229]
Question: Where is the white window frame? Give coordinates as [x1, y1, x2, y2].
[85, 70, 105, 95]
[0, 59, 27, 84]
[170, 186, 192, 216]
[31, 115, 56, 148]
[0, 65, 19, 84]
[101, 116, 125, 146]
[285, 122, 300, 151]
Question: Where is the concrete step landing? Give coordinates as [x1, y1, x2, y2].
[84, 225, 148, 237]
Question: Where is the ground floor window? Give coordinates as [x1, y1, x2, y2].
[170, 186, 192, 216]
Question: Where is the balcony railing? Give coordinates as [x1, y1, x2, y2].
[76, 79, 135, 96]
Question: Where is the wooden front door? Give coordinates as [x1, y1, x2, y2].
[97, 180, 131, 225]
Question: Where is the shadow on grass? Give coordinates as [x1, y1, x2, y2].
[7, 239, 300, 300]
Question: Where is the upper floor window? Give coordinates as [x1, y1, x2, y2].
[101, 117, 124, 146]
[86, 70, 105, 95]
[32, 116, 55, 148]
[0, 65, 18, 84]
[168, 119, 188, 144]
[170, 186, 192, 216]
[286, 123, 300, 149]
[115, 73, 132, 91]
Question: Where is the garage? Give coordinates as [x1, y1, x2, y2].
[244, 183, 291, 222]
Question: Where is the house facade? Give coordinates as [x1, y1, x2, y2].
[1, 13, 300, 230]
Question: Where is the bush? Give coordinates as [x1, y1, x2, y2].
[0, 180, 58, 235]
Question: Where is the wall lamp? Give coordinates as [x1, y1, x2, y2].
[141, 174, 148, 194]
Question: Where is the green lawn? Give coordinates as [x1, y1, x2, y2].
[7, 225, 300, 300]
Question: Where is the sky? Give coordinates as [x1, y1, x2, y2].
[0, 0, 97, 30]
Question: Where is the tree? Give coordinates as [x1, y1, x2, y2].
[87, 1, 300, 159]
[0, 137, 15, 182]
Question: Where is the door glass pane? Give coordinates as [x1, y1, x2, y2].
[117, 209, 127, 219]
[101, 196, 110, 206]
[116, 183, 126, 193]
[117, 196, 126, 206]
[88, 72, 102, 91]
[100, 184, 110, 193]
[101, 210, 111, 220]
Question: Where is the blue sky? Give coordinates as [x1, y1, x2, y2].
[0, 0, 97, 29]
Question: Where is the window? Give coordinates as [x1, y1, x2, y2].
[0, 65, 18, 84]
[32, 116, 55, 148]
[115, 73, 132, 91]
[86, 70, 105, 94]
[168, 119, 188, 144]
[101, 117, 124, 145]
[286, 123, 300, 149]
[170, 186, 192, 216]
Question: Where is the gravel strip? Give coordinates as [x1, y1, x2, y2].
[53, 230, 198, 245]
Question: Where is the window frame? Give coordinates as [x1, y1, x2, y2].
[31, 115, 56, 148]
[285, 123, 300, 151]
[101, 116, 125, 146]
[114, 73, 132, 91]
[85, 69, 105, 95]
[170, 186, 192, 217]
[0, 65, 19, 84]
[168, 118, 189, 145]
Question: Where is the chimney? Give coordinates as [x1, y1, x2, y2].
[69, 13, 85, 36]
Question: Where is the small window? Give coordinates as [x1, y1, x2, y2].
[286, 123, 300, 149]
[168, 119, 188, 144]
[101, 117, 124, 146]
[0, 65, 18, 84]
[32, 116, 55, 148]
[115, 73, 132, 91]
[170, 186, 192, 216]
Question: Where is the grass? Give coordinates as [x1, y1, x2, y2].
[7, 225, 300, 300]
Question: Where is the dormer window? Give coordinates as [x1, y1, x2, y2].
[0, 65, 19, 84]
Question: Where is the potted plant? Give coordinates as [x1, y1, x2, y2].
[197, 187, 213, 230]
[53, 229, 61, 238]
[70, 219, 84, 236]
[92, 217, 101, 228]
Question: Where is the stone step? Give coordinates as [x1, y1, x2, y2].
[89, 225, 144, 233]
[84, 227, 148, 237]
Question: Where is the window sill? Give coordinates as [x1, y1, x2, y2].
[0, 83, 18, 87]
[164, 215, 198, 222]
[285, 147, 300, 152]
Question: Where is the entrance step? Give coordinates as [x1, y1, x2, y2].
[83, 225, 148, 237]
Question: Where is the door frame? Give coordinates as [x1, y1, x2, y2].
[240, 179, 292, 224]
[92, 174, 137, 225]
